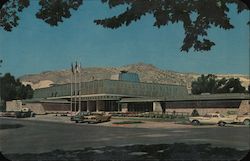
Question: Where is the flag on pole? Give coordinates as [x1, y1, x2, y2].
[75, 61, 78, 73]
[75, 61, 80, 73]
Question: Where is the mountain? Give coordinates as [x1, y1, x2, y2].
[20, 63, 249, 93]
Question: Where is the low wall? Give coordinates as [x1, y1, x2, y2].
[165, 108, 239, 116]
[23, 103, 46, 115]
[6, 100, 46, 114]
[6, 100, 22, 111]
[153, 100, 249, 115]
[238, 100, 250, 114]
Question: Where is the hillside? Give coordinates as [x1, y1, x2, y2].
[20, 63, 249, 93]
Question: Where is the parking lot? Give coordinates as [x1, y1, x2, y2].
[1, 115, 249, 160]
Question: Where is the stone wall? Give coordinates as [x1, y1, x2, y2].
[6, 100, 22, 111]
[238, 100, 250, 114]
[6, 100, 46, 114]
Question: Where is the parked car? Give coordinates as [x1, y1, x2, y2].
[0, 108, 35, 118]
[189, 113, 236, 126]
[81, 112, 112, 124]
[70, 111, 90, 123]
[234, 113, 250, 126]
[15, 108, 35, 118]
[0, 111, 16, 117]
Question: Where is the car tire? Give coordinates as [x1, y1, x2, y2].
[192, 120, 200, 126]
[243, 119, 250, 126]
[75, 120, 79, 123]
[218, 121, 226, 127]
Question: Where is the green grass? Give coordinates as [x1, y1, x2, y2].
[112, 121, 144, 124]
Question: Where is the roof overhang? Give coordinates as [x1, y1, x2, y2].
[46, 93, 144, 101]
[119, 93, 250, 103]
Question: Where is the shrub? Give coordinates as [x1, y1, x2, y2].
[191, 109, 199, 116]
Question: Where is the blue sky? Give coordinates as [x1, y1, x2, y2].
[0, 0, 249, 77]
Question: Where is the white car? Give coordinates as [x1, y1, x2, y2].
[189, 113, 236, 126]
[234, 113, 250, 126]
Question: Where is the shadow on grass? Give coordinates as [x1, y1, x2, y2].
[0, 124, 24, 130]
[4, 143, 249, 161]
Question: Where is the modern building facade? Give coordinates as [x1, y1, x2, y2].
[32, 71, 188, 113]
[6, 72, 250, 115]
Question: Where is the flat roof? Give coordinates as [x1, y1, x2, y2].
[25, 93, 249, 103]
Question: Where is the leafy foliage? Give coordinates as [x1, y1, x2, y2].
[0, 0, 29, 31]
[95, 0, 249, 52]
[191, 74, 246, 94]
[0, 73, 33, 103]
[36, 0, 83, 26]
[0, 0, 249, 52]
[191, 109, 199, 116]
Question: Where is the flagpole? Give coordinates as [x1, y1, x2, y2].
[74, 61, 77, 113]
[79, 63, 81, 112]
[70, 63, 73, 116]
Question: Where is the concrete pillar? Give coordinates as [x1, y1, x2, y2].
[121, 103, 128, 112]
[96, 100, 105, 112]
[238, 100, 250, 115]
[153, 102, 162, 113]
[87, 101, 96, 112]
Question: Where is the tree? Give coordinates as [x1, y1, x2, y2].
[191, 74, 246, 94]
[216, 78, 245, 93]
[191, 74, 217, 94]
[0, 0, 249, 52]
[0, 73, 33, 106]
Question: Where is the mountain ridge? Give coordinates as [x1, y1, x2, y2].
[19, 63, 250, 92]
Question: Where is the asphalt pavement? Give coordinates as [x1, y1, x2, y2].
[0, 118, 249, 160]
